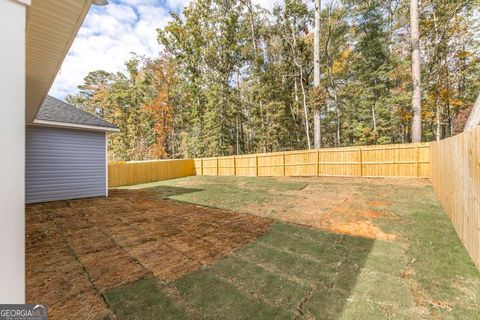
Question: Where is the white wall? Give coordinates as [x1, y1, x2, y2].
[0, 0, 28, 303]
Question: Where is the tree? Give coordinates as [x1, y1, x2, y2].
[313, 0, 322, 149]
[142, 56, 176, 158]
[159, 0, 247, 157]
[410, 0, 422, 142]
[274, 0, 313, 150]
[68, 0, 480, 160]
[421, 0, 479, 140]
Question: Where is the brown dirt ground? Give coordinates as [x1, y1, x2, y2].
[244, 177, 429, 241]
[26, 189, 272, 320]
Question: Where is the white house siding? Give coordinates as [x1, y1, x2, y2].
[0, 0, 28, 303]
[26, 126, 107, 204]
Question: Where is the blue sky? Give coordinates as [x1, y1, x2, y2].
[49, 0, 280, 99]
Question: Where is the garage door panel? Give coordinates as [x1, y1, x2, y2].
[26, 126, 106, 204]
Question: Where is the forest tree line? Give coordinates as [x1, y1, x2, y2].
[67, 0, 480, 161]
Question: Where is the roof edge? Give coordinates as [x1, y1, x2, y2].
[26, 0, 94, 122]
[30, 119, 120, 133]
[16, 0, 31, 5]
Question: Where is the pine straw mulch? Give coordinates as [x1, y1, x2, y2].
[26, 189, 272, 319]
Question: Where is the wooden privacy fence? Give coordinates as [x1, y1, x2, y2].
[108, 143, 430, 188]
[430, 126, 480, 269]
[194, 143, 430, 178]
[108, 159, 195, 187]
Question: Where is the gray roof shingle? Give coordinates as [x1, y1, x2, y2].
[35, 95, 117, 130]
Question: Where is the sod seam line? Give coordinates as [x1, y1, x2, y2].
[50, 218, 114, 319]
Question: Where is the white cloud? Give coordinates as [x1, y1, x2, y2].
[49, 0, 171, 99]
[105, 3, 138, 24]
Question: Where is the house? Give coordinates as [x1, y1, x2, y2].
[26, 96, 118, 204]
[0, 0, 106, 303]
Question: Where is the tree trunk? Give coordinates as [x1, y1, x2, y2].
[410, 0, 422, 142]
[465, 93, 480, 130]
[313, 0, 322, 149]
[290, 16, 311, 149]
[244, 0, 258, 54]
[333, 91, 340, 147]
[431, 2, 441, 141]
[299, 69, 311, 150]
[435, 96, 442, 141]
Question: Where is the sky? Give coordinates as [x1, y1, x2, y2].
[49, 0, 281, 99]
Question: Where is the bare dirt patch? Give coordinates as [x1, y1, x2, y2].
[26, 189, 272, 319]
[243, 177, 401, 241]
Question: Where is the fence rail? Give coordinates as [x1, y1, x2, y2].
[194, 143, 430, 178]
[430, 126, 480, 269]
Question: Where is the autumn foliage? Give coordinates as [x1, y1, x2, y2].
[68, 0, 479, 160]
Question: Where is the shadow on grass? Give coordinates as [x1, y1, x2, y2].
[144, 185, 204, 200]
[104, 223, 375, 319]
[195, 222, 376, 319]
[121, 175, 309, 213]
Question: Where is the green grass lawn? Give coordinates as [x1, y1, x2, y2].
[111, 176, 480, 319]
[123, 175, 308, 211]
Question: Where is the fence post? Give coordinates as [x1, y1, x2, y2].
[358, 147, 363, 177]
[200, 159, 204, 176]
[255, 155, 259, 177]
[233, 156, 236, 176]
[415, 144, 419, 178]
[317, 150, 320, 177]
[150, 162, 154, 182]
[282, 153, 286, 176]
[216, 158, 219, 176]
